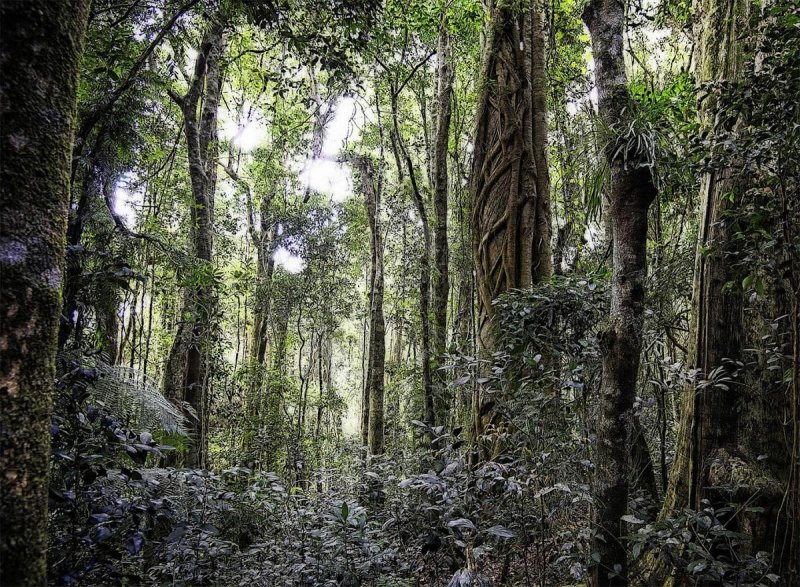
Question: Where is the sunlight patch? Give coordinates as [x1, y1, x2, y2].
[272, 246, 305, 274]
[299, 159, 352, 202]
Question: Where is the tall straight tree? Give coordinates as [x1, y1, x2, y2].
[530, 0, 552, 281]
[470, 0, 552, 443]
[163, 18, 226, 467]
[389, 82, 436, 428]
[432, 17, 454, 425]
[354, 155, 386, 455]
[0, 1, 90, 583]
[582, 0, 657, 583]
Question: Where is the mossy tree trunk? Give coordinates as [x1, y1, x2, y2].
[582, 0, 657, 583]
[0, 1, 90, 583]
[662, 0, 751, 520]
[658, 0, 792, 578]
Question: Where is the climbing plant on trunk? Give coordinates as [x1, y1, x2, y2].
[470, 0, 552, 448]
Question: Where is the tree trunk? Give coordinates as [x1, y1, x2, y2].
[221, 157, 278, 419]
[59, 154, 107, 349]
[389, 89, 435, 428]
[95, 278, 121, 365]
[247, 194, 277, 416]
[163, 19, 226, 468]
[432, 19, 454, 426]
[662, 0, 751, 518]
[354, 155, 386, 455]
[470, 0, 551, 447]
[657, 0, 792, 579]
[582, 0, 657, 583]
[0, 1, 90, 583]
[530, 0, 552, 281]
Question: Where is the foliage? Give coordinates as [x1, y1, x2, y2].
[48, 359, 172, 585]
[29, 0, 800, 583]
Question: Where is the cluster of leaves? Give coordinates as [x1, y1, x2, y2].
[48, 359, 172, 584]
[48, 269, 791, 585]
[241, 0, 382, 82]
[630, 503, 779, 586]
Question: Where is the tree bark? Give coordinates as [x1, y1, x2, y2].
[163, 19, 226, 468]
[530, 0, 553, 282]
[583, 0, 657, 583]
[470, 0, 551, 447]
[0, 1, 90, 583]
[354, 156, 386, 455]
[662, 0, 751, 518]
[432, 19, 454, 426]
[656, 1, 793, 580]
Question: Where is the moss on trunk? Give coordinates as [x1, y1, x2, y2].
[0, 1, 90, 583]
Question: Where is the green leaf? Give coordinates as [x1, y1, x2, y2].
[448, 518, 475, 530]
[486, 525, 514, 539]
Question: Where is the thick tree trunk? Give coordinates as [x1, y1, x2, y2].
[470, 0, 551, 448]
[354, 156, 386, 455]
[583, 0, 657, 583]
[0, 1, 90, 583]
[163, 20, 226, 468]
[662, 0, 751, 517]
[657, 1, 792, 580]
[432, 21, 454, 426]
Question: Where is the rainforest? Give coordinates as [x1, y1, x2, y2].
[0, 0, 798, 585]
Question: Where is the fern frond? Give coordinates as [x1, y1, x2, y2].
[61, 352, 189, 435]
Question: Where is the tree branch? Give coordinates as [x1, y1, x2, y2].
[77, 0, 200, 143]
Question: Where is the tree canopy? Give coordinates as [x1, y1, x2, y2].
[0, 0, 798, 585]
